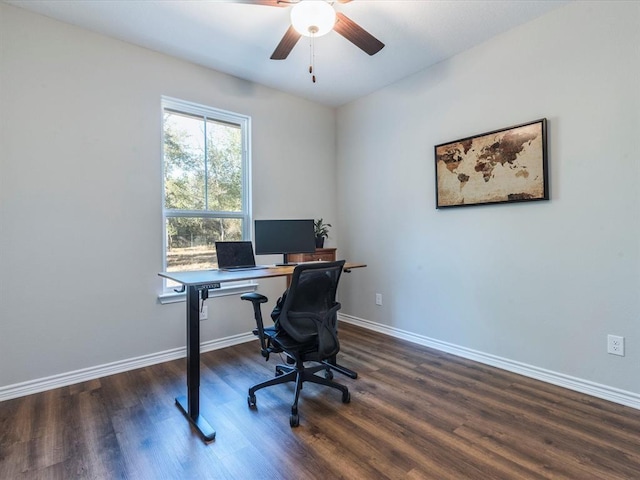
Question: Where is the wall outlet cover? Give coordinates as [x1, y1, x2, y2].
[607, 334, 624, 356]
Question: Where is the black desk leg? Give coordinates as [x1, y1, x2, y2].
[175, 285, 216, 442]
[324, 355, 358, 379]
[324, 325, 357, 378]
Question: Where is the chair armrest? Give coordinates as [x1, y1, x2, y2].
[241, 292, 273, 359]
[241, 292, 268, 304]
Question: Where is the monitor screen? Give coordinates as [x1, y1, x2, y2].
[254, 219, 316, 256]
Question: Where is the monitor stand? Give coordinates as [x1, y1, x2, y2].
[275, 253, 298, 267]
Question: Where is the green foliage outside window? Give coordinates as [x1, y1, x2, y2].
[163, 104, 247, 273]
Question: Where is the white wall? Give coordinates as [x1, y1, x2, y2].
[0, 4, 337, 388]
[3, 0, 639, 403]
[336, 1, 640, 394]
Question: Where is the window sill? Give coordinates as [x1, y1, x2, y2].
[158, 281, 258, 305]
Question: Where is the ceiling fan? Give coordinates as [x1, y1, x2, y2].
[234, 0, 385, 60]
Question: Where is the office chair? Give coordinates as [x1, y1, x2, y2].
[241, 260, 350, 427]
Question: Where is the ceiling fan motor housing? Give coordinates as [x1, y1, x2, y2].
[290, 1, 336, 37]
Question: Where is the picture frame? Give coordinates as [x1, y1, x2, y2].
[435, 118, 548, 208]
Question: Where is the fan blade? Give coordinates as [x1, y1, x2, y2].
[271, 25, 302, 60]
[334, 12, 384, 56]
[231, 0, 297, 6]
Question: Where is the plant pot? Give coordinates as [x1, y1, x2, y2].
[315, 236, 325, 248]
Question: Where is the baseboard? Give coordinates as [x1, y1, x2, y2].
[5, 316, 639, 411]
[338, 313, 640, 411]
[0, 332, 256, 402]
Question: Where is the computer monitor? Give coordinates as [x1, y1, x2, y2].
[254, 219, 316, 265]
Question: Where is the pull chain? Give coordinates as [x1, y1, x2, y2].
[309, 34, 316, 83]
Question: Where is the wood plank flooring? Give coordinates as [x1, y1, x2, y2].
[2, 323, 640, 479]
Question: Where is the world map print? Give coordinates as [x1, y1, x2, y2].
[435, 121, 547, 207]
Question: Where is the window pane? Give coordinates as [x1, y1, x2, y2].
[161, 97, 249, 290]
[164, 112, 205, 210]
[166, 217, 243, 272]
[206, 119, 242, 212]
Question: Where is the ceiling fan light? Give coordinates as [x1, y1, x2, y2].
[290, 1, 336, 37]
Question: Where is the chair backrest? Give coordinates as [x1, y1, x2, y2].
[278, 260, 346, 358]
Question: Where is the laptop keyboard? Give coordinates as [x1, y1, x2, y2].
[220, 265, 269, 271]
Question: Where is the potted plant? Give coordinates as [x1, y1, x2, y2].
[314, 218, 331, 248]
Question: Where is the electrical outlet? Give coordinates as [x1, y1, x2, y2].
[607, 335, 624, 356]
[375, 293, 383, 306]
[199, 305, 208, 321]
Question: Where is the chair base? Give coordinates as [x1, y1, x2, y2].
[248, 361, 350, 427]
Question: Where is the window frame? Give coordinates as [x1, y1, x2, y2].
[159, 96, 255, 301]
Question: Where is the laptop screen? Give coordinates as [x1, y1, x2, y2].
[215, 241, 256, 269]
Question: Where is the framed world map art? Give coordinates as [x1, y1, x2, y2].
[435, 119, 548, 208]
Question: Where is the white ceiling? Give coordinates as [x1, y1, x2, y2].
[4, 0, 570, 107]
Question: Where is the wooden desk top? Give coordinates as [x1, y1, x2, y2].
[159, 262, 366, 287]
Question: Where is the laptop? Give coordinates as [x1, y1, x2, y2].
[215, 241, 268, 271]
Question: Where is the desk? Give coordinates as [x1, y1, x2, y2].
[159, 262, 365, 442]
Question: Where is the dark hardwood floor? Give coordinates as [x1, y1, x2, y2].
[2, 323, 640, 479]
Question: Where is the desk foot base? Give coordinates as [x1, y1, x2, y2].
[175, 396, 216, 443]
[323, 361, 358, 379]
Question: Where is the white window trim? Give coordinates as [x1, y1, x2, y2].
[159, 96, 253, 301]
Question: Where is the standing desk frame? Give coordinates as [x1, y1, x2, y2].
[159, 263, 364, 443]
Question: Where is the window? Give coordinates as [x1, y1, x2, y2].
[162, 97, 250, 292]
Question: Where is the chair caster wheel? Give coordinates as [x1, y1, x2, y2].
[342, 391, 351, 404]
[290, 412, 299, 427]
[275, 367, 284, 376]
[324, 369, 334, 380]
[248, 394, 256, 408]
